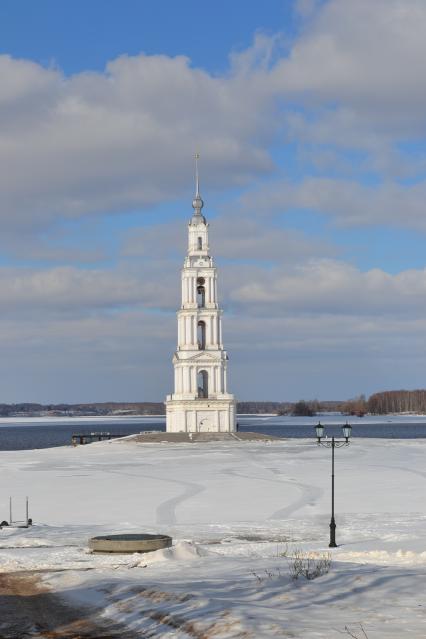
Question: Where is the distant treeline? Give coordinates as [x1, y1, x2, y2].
[1, 401, 297, 416]
[368, 390, 426, 414]
[238, 400, 347, 415]
[0, 400, 344, 417]
[237, 401, 291, 414]
[287, 391, 426, 416]
[1, 392, 426, 417]
[0, 402, 165, 417]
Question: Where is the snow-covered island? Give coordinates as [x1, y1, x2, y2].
[1, 422, 426, 638]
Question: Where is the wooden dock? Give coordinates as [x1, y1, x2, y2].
[71, 432, 121, 446]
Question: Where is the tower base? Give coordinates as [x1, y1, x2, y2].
[165, 397, 236, 433]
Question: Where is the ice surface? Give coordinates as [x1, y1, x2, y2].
[1, 432, 426, 637]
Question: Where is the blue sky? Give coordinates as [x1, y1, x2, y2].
[0, 1, 296, 74]
[1, 0, 426, 403]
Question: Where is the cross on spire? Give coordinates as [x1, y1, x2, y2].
[195, 152, 200, 197]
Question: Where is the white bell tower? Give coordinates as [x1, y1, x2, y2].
[166, 156, 236, 433]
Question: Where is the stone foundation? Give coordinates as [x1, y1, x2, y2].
[166, 397, 236, 432]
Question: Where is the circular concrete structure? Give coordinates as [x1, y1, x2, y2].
[89, 533, 172, 554]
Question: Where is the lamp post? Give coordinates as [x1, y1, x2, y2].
[315, 422, 352, 548]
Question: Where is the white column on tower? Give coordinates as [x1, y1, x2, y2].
[215, 368, 221, 394]
[209, 316, 214, 345]
[186, 317, 191, 345]
[192, 277, 195, 304]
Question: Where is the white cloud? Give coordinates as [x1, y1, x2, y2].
[231, 259, 426, 316]
[0, 51, 275, 233]
[0, 265, 177, 313]
[240, 177, 426, 230]
[294, 0, 320, 19]
[276, 0, 426, 129]
[2, 253, 426, 323]
[0, 310, 174, 402]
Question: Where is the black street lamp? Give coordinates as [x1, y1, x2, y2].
[315, 422, 352, 548]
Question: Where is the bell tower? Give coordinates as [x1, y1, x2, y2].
[165, 155, 236, 432]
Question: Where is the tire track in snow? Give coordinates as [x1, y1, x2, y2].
[268, 479, 323, 520]
[156, 481, 205, 525]
[228, 446, 325, 519]
[98, 467, 206, 525]
[257, 464, 324, 519]
[367, 463, 426, 480]
[222, 461, 323, 520]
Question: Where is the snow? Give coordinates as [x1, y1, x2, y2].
[240, 413, 426, 425]
[1, 430, 426, 637]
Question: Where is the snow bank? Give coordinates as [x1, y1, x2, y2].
[136, 540, 207, 566]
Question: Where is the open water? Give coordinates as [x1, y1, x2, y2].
[1, 414, 426, 450]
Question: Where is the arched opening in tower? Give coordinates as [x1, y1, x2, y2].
[197, 277, 205, 308]
[197, 236, 203, 250]
[197, 370, 208, 398]
[197, 321, 206, 350]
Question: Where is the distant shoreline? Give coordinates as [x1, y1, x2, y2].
[2, 399, 426, 419]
